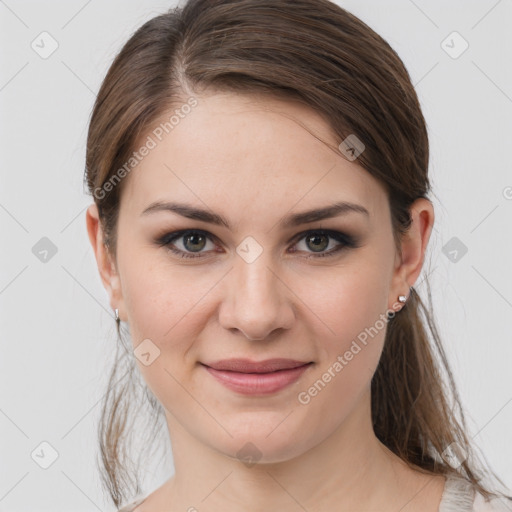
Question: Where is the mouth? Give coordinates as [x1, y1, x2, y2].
[200, 359, 314, 395]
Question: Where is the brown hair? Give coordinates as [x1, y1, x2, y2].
[84, 0, 511, 508]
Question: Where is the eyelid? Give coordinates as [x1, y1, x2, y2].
[158, 227, 353, 244]
[156, 228, 218, 246]
[156, 227, 359, 259]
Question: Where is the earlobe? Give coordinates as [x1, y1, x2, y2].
[85, 203, 121, 312]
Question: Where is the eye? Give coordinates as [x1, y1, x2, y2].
[157, 229, 216, 259]
[156, 229, 359, 259]
[290, 229, 358, 258]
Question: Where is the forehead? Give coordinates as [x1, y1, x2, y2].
[120, 92, 388, 223]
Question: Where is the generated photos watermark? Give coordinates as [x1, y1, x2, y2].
[93, 96, 198, 200]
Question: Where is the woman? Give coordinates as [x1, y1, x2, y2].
[84, 0, 512, 510]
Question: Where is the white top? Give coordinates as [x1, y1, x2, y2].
[440, 475, 512, 512]
[117, 475, 512, 511]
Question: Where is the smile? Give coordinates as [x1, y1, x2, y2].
[201, 361, 314, 395]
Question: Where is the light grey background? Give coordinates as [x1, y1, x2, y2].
[1, 1, 511, 510]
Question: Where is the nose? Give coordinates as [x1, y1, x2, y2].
[218, 253, 295, 341]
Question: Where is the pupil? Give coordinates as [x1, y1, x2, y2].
[185, 233, 205, 252]
[308, 234, 328, 252]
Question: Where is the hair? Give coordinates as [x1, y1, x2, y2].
[84, 0, 511, 508]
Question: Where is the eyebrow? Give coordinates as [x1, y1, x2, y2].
[141, 200, 369, 229]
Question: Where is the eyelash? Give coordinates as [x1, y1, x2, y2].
[155, 229, 359, 260]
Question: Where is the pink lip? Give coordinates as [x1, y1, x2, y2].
[201, 359, 313, 395]
[203, 358, 311, 373]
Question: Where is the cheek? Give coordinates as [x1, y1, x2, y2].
[291, 266, 389, 441]
[299, 260, 390, 395]
[300, 257, 389, 348]
[116, 250, 205, 411]
[118, 242, 203, 338]
[117, 244, 222, 392]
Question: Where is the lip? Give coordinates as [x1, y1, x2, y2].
[203, 358, 311, 373]
[201, 359, 314, 395]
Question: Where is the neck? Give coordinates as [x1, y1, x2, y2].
[161, 388, 415, 511]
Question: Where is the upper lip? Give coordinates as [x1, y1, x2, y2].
[202, 358, 312, 373]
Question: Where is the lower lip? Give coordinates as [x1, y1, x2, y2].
[202, 363, 313, 395]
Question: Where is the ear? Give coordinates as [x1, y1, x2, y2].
[389, 198, 435, 309]
[85, 203, 123, 318]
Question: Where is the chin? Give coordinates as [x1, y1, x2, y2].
[205, 421, 313, 466]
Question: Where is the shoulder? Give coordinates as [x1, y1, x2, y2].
[118, 477, 174, 511]
[440, 475, 512, 512]
[472, 492, 512, 512]
[117, 496, 147, 512]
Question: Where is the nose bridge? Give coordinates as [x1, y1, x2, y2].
[233, 244, 280, 311]
[219, 243, 293, 340]
[235, 250, 276, 301]
[234, 234, 277, 295]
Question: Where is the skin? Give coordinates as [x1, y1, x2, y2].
[86, 91, 443, 511]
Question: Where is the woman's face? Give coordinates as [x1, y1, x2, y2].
[101, 91, 418, 463]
